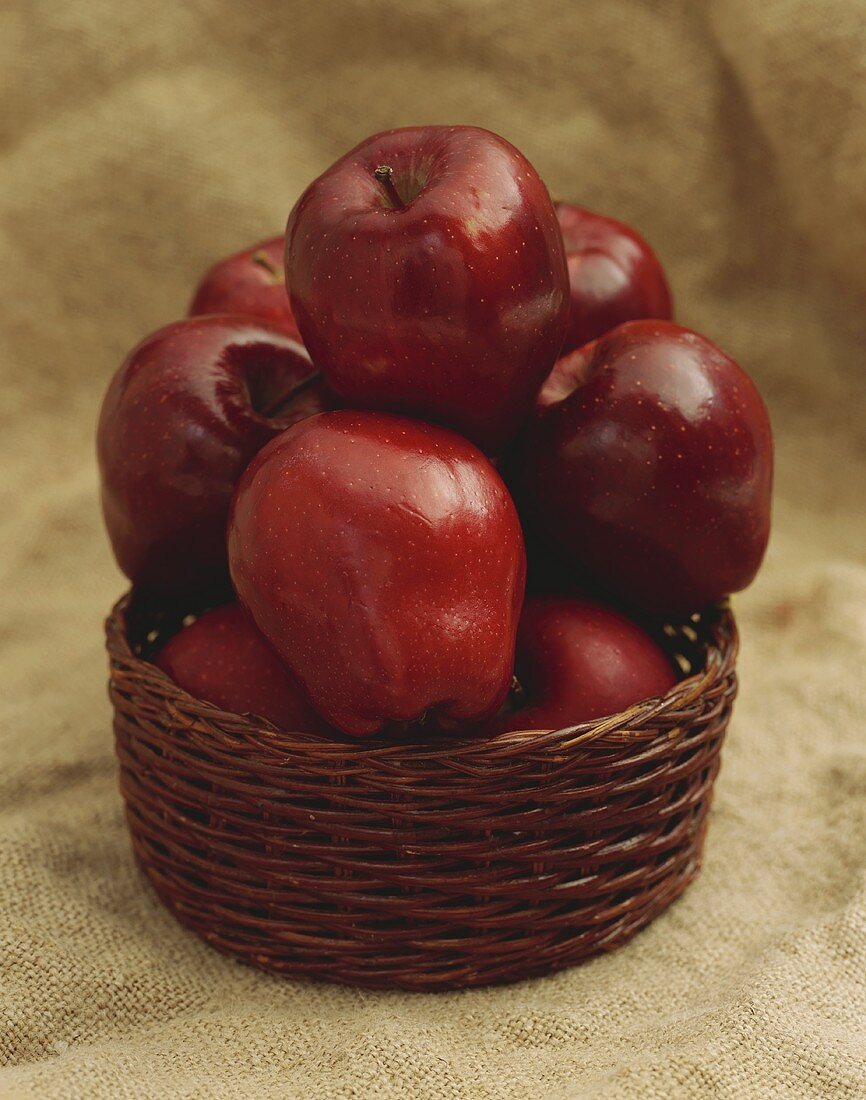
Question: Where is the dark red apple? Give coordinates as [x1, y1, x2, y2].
[555, 202, 672, 354]
[286, 126, 570, 453]
[154, 603, 330, 731]
[512, 320, 773, 616]
[189, 235, 301, 339]
[97, 315, 331, 593]
[228, 410, 526, 736]
[499, 596, 677, 732]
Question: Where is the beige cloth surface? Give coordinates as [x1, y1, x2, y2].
[2, 1, 865, 1096]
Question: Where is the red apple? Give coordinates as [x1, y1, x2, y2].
[499, 596, 677, 731]
[154, 603, 330, 731]
[189, 235, 301, 339]
[286, 126, 570, 453]
[228, 410, 526, 736]
[97, 315, 331, 593]
[555, 202, 672, 354]
[512, 320, 773, 616]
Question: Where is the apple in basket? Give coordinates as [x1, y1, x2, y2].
[227, 410, 526, 736]
[97, 315, 332, 594]
[188, 234, 302, 340]
[555, 201, 672, 353]
[100, 125, 772, 745]
[498, 596, 677, 733]
[154, 603, 331, 732]
[285, 124, 570, 453]
[510, 319, 774, 616]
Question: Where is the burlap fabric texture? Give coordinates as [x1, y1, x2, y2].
[1, 1, 865, 1096]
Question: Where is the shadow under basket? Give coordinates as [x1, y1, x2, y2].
[106, 591, 738, 992]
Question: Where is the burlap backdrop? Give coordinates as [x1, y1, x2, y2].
[2, 1, 865, 1097]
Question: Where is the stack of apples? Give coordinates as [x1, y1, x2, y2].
[98, 126, 773, 739]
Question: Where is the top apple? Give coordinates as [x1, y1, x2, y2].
[285, 126, 570, 453]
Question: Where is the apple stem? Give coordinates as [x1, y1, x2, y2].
[259, 371, 321, 418]
[251, 250, 284, 284]
[374, 165, 404, 209]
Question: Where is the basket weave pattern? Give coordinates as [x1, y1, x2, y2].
[106, 592, 737, 991]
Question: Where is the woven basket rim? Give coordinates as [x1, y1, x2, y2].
[106, 591, 738, 760]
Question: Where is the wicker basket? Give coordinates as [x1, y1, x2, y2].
[106, 590, 737, 991]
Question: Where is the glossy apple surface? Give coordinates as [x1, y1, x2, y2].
[189, 235, 301, 339]
[98, 315, 331, 593]
[286, 126, 570, 453]
[555, 202, 672, 354]
[512, 320, 773, 616]
[154, 603, 330, 731]
[228, 410, 526, 736]
[499, 596, 677, 731]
